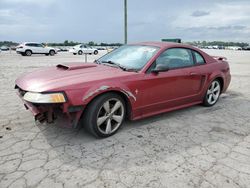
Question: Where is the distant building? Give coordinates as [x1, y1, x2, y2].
[161, 38, 181, 43]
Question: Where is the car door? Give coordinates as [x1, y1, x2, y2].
[85, 45, 93, 53]
[141, 48, 203, 115]
[80, 45, 89, 54]
[26, 43, 36, 53]
[30, 43, 43, 53]
[35, 43, 45, 53]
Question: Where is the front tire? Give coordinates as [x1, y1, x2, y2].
[203, 79, 221, 106]
[83, 93, 126, 138]
[49, 50, 55, 56]
[94, 50, 98, 55]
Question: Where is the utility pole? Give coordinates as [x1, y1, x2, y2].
[124, 0, 127, 44]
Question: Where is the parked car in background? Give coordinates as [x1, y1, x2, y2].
[15, 42, 231, 138]
[57, 47, 68, 52]
[243, 46, 250, 51]
[16, 42, 57, 56]
[226, 46, 242, 50]
[97, 47, 106, 50]
[11, 46, 17, 51]
[0, 46, 10, 51]
[106, 47, 113, 53]
[69, 44, 98, 55]
[107, 47, 118, 53]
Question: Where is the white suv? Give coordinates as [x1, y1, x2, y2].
[69, 44, 98, 55]
[16, 42, 57, 56]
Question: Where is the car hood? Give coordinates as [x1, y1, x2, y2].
[16, 63, 135, 92]
[45, 47, 55, 50]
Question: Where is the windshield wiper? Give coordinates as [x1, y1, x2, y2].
[94, 59, 101, 64]
[101, 60, 130, 71]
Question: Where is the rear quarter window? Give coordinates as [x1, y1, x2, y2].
[194, 51, 205, 64]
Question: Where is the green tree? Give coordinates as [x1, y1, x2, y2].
[64, 40, 69, 45]
[88, 41, 95, 46]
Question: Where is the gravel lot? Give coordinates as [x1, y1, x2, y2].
[0, 49, 250, 188]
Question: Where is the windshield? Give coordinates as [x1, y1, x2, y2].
[97, 45, 159, 70]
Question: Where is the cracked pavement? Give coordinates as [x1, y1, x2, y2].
[0, 50, 250, 188]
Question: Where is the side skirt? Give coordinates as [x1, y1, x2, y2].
[132, 101, 202, 121]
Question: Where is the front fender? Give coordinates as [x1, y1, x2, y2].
[81, 83, 137, 107]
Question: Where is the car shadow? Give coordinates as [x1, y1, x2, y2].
[36, 90, 250, 171]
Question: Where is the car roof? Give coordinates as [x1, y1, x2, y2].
[132, 41, 198, 50]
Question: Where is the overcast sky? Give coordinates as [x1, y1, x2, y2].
[0, 0, 250, 43]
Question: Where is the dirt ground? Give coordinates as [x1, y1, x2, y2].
[0, 49, 250, 188]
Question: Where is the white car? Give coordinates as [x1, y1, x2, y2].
[69, 44, 98, 55]
[16, 42, 57, 56]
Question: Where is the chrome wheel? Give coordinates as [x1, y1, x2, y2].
[96, 98, 124, 135]
[206, 80, 221, 105]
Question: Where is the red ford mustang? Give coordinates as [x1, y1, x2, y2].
[15, 42, 231, 137]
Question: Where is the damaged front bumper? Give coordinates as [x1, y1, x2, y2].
[16, 86, 84, 128]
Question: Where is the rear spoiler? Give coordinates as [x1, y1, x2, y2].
[212, 56, 227, 61]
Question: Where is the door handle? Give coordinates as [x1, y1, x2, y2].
[190, 72, 197, 76]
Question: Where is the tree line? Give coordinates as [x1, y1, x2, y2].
[47, 40, 123, 47]
[0, 41, 19, 47]
[186, 41, 249, 48]
[1, 40, 249, 47]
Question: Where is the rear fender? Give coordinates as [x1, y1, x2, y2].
[204, 71, 226, 96]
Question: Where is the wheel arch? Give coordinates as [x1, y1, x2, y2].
[82, 87, 135, 120]
[207, 71, 226, 93]
[25, 49, 32, 53]
[214, 77, 224, 93]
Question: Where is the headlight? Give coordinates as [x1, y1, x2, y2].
[23, 92, 66, 103]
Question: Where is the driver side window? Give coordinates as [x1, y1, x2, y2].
[155, 48, 194, 69]
[36, 44, 43, 47]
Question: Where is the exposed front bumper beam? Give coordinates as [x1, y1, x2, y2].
[17, 91, 83, 128]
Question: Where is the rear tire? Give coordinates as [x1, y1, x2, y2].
[78, 50, 83, 55]
[203, 79, 221, 107]
[25, 50, 32, 56]
[94, 50, 98, 55]
[83, 93, 126, 138]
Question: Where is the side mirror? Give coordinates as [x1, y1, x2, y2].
[151, 64, 169, 74]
